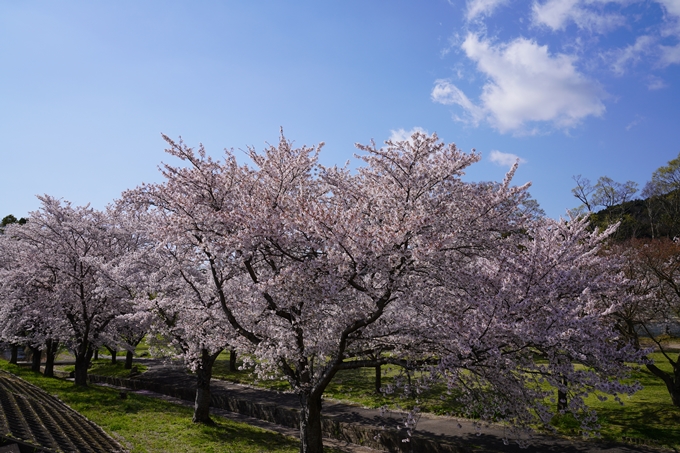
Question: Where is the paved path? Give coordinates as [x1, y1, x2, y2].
[115, 358, 671, 453]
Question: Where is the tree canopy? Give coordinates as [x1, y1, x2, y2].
[0, 132, 648, 453]
[117, 131, 642, 452]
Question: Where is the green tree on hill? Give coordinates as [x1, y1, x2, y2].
[1, 215, 27, 232]
[571, 152, 680, 241]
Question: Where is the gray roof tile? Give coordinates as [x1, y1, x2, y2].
[0, 371, 126, 453]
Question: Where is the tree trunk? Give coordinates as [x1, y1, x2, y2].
[375, 365, 382, 394]
[73, 345, 94, 386]
[646, 362, 680, 407]
[43, 339, 59, 378]
[192, 348, 222, 424]
[105, 346, 117, 364]
[299, 391, 324, 453]
[125, 350, 134, 369]
[94, 348, 98, 360]
[672, 363, 680, 408]
[405, 369, 414, 398]
[229, 348, 237, 372]
[30, 346, 42, 372]
[557, 376, 568, 413]
[124, 335, 144, 369]
[9, 344, 18, 365]
[557, 389, 568, 413]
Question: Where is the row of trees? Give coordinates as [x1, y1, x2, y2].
[0, 132, 651, 452]
[0, 199, 144, 382]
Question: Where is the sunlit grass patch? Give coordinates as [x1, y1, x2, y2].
[0, 360, 310, 453]
[212, 358, 458, 414]
[57, 359, 149, 378]
[574, 353, 680, 448]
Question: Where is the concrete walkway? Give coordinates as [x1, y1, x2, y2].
[106, 358, 671, 453]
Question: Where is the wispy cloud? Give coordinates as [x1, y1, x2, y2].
[647, 76, 668, 90]
[625, 115, 645, 130]
[532, 1, 680, 68]
[489, 150, 526, 167]
[531, 0, 628, 33]
[432, 34, 606, 133]
[431, 80, 484, 124]
[660, 43, 680, 65]
[466, 0, 509, 21]
[657, 0, 680, 36]
[609, 35, 656, 75]
[388, 127, 428, 142]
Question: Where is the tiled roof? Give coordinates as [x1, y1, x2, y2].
[0, 370, 126, 453]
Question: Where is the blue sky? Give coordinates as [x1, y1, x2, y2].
[2, 1, 679, 219]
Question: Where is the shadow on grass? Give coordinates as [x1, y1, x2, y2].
[595, 402, 680, 446]
[196, 420, 299, 450]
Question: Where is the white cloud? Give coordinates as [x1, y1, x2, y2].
[657, 0, 680, 16]
[602, 2, 680, 70]
[531, 1, 680, 68]
[653, 1, 680, 66]
[431, 80, 484, 124]
[466, 0, 509, 21]
[438, 34, 606, 133]
[660, 43, 680, 65]
[657, 0, 680, 35]
[609, 35, 656, 75]
[532, 0, 627, 33]
[647, 76, 668, 90]
[388, 127, 428, 142]
[532, 0, 579, 30]
[489, 150, 526, 167]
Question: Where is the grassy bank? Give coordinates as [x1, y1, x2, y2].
[0, 360, 305, 453]
[43, 340, 680, 449]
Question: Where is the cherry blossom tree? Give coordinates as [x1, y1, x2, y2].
[0, 196, 134, 385]
[139, 289, 229, 424]
[119, 183, 238, 424]
[138, 244, 234, 425]
[99, 312, 149, 368]
[0, 231, 29, 353]
[92, 207, 155, 371]
[613, 238, 680, 407]
[0, 212, 71, 376]
[126, 131, 643, 452]
[428, 215, 644, 435]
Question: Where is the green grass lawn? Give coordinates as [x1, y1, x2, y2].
[57, 359, 149, 378]
[574, 353, 680, 448]
[212, 359, 453, 410]
[47, 340, 680, 450]
[0, 360, 321, 453]
[211, 351, 680, 450]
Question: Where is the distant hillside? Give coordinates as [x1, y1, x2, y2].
[587, 188, 680, 241]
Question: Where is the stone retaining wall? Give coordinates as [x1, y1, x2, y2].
[82, 373, 466, 453]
